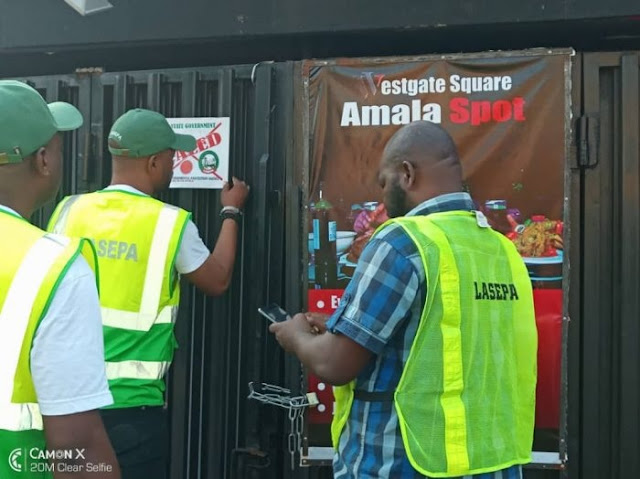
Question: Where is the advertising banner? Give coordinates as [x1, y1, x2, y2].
[304, 52, 569, 449]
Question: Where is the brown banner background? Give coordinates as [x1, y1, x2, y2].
[306, 55, 566, 227]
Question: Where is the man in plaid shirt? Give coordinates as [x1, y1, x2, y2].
[270, 121, 535, 479]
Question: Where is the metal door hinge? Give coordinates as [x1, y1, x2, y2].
[574, 115, 599, 169]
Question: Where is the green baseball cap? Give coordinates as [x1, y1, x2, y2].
[108, 108, 196, 158]
[0, 80, 83, 164]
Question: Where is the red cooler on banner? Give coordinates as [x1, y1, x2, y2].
[533, 289, 562, 429]
[307, 289, 343, 425]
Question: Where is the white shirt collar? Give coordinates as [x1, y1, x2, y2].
[103, 184, 150, 197]
[0, 204, 24, 218]
[405, 192, 474, 217]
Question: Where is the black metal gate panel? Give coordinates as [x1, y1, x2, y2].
[18, 63, 298, 479]
[568, 52, 640, 479]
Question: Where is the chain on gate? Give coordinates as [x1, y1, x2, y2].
[247, 382, 319, 470]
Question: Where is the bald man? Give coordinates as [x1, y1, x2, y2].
[270, 121, 537, 479]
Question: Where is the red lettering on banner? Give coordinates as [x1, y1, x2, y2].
[473, 100, 492, 126]
[512, 97, 526, 121]
[449, 97, 526, 126]
[493, 100, 512, 122]
[449, 98, 470, 124]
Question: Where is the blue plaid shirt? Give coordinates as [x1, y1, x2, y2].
[325, 192, 523, 479]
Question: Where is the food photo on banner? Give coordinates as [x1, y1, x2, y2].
[303, 52, 569, 452]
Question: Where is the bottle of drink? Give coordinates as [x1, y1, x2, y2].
[484, 200, 512, 235]
[308, 202, 316, 285]
[313, 183, 338, 289]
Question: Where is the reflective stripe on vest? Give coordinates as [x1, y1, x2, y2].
[105, 361, 170, 381]
[0, 235, 69, 432]
[413, 219, 468, 472]
[136, 205, 179, 329]
[100, 305, 177, 331]
[48, 195, 81, 235]
[0, 404, 42, 431]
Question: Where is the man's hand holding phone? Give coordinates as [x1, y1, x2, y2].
[262, 304, 334, 353]
[267, 312, 315, 353]
[259, 304, 330, 333]
[304, 312, 330, 334]
[258, 303, 290, 324]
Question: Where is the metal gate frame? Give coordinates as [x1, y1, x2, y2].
[568, 51, 640, 479]
[17, 62, 299, 479]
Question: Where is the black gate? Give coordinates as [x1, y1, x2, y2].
[19, 63, 301, 479]
[569, 52, 640, 479]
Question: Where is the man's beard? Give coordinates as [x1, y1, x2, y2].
[385, 179, 409, 218]
[160, 171, 173, 191]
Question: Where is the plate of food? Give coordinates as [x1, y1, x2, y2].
[509, 216, 564, 282]
[510, 217, 563, 257]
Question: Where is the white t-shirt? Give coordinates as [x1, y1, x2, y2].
[0, 205, 113, 416]
[103, 185, 210, 274]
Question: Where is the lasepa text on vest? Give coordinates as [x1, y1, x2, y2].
[473, 281, 519, 301]
[92, 239, 138, 261]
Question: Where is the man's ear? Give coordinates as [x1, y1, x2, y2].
[147, 154, 159, 173]
[400, 160, 416, 189]
[31, 147, 49, 177]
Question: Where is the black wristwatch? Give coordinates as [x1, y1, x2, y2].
[220, 206, 242, 223]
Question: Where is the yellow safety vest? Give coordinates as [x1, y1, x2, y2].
[0, 209, 97, 479]
[332, 211, 537, 477]
[48, 189, 191, 408]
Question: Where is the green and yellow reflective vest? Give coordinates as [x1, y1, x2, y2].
[332, 211, 537, 477]
[48, 190, 191, 409]
[0, 209, 98, 478]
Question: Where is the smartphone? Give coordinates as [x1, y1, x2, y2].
[258, 303, 290, 324]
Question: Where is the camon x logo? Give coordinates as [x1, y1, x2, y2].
[359, 72, 386, 98]
[9, 448, 24, 473]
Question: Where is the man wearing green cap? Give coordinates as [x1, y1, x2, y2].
[48, 108, 249, 478]
[0, 80, 120, 478]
